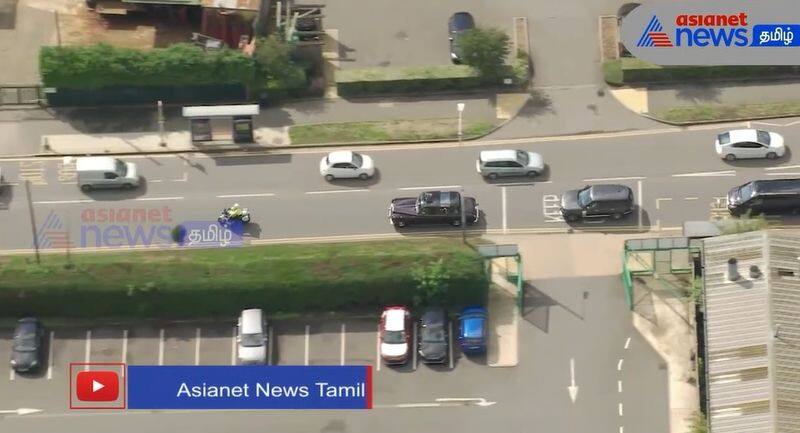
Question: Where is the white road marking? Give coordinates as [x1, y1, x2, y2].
[217, 193, 276, 198]
[84, 330, 91, 371]
[765, 172, 800, 176]
[121, 330, 128, 377]
[618, 403, 624, 416]
[375, 325, 381, 372]
[148, 179, 163, 183]
[617, 358, 624, 371]
[267, 326, 273, 366]
[495, 181, 551, 186]
[637, 180, 643, 230]
[448, 321, 454, 370]
[304, 325, 310, 366]
[618, 380, 623, 393]
[624, 337, 631, 349]
[502, 186, 508, 234]
[655, 198, 671, 210]
[746, 121, 751, 128]
[230, 326, 237, 366]
[158, 329, 165, 366]
[340, 323, 346, 366]
[33, 199, 94, 205]
[672, 170, 735, 177]
[684, 197, 699, 201]
[620, 426, 624, 433]
[305, 189, 369, 195]
[584, 219, 605, 224]
[173, 172, 188, 182]
[9, 367, 14, 381]
[542, 194, 564, 223]
[397, 185, 461, 191]
[194, 328, 201, 366]
[766, 164, 800, 170]
[134, 196, 184, 202]
[411, 321, 417, 371]
[47, 331, 54, 380]
[582, 176, 645, 182]
[752, 120, 785, 127]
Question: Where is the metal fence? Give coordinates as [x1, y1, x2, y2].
[0, 86, 44, 106]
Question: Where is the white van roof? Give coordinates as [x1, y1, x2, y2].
[76, 157, 118, 172]
[240, 309, 264, 334]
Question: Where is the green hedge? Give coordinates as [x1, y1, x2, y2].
[0, 240, 488, 318]
[615, 58, 800, 84]
[40, 44, 255, 89]
[336, 65, 483, 97]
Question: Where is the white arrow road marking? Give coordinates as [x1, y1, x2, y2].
[0, 408, 43, 415]
[568, 358, 579, 403]
[672, 170, 736, 177]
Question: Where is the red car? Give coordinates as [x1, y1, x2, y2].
[380, 306, 411, 364]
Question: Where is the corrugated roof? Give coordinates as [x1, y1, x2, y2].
[703, 230, 800, 433]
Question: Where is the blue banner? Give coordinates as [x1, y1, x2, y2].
[751, 24, 800, 46]
[127, 366, 372, 410]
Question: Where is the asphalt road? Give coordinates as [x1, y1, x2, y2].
[1, 118, 800, 251]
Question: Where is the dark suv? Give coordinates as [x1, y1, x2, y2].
[727, 178, 800, 216]
[389, 191, 479, 228]
[560, 184, 634, 222]
[448, 12, 475, 63]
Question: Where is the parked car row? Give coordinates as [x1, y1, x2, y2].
[379, 306, 487, 365]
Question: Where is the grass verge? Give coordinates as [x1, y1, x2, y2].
[653, 101, 800, 123]
[0, 239, 487, 318]
[289, 119, 497, 145]
[602, 60, 623, 86]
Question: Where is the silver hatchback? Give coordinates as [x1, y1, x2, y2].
[476, 149, 545, 179]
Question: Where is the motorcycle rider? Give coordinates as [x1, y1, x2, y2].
[226, 203, 244, 219]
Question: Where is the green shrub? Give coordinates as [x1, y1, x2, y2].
[459, 27, 511, 83]
[253, 36, 307, 98]
[512, 50, 530, 86]
[0, 240, 488, 318]
[40, 44, 255, 89]
[618, 58, 800, 83]
[336, 65, 482, 97]
[602, 60, 623, 85]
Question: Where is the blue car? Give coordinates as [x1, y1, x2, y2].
[458, 307, 487, 354]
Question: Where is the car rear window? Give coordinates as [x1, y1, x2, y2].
[717, 132, 731, 145]
[453, 13, 474, 30]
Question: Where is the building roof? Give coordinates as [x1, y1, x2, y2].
[702, 230, 800, 433]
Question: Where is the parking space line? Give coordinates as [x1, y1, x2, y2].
[375, 324, 381, 372]
[121, 330, 128, 377]
[340, 323, 346, 366]
[304, 325, 310, 366]
[158, 329, 164, 366]
[9, 367, 14, 381]
[267, 326, 273, 366]
[655, 198, 672, 210]
[47, 331, 54, 380]
[230, 326, 237, 366]
[412, 321, 417, 371]
[84, 330, 91, 371]
[448, 322, 454, 370]
[194, 328, 201, 366]
[637, 180, 643, 230]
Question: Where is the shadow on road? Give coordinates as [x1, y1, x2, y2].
[211, 153, 293, 166]
[82, 179, 149, 201]
[564, 206, 652, 234]
[325, 169, 382, 188]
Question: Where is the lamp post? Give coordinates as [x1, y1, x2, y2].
[457, 102, 465, 144]
[157, 100, 166, 147]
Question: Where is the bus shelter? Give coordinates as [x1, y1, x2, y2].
[182, 104, 259, 144]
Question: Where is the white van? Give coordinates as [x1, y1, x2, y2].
[76, 157, 140, 191]
[237, 309, 268, 364]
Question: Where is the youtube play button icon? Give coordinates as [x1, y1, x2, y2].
[76, 371, 119, 402]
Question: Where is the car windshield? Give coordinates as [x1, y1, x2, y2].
[384, 330, 405, 344]
[577, 187, 592, 207]
[115, 159, 127, 176]
[13, 333, 36, 351]
[717, 132, 731, 144]
[421, 324, 445, 343]
[738, 183, 755, 201]
[757, 130, 771, 145]
[515, 150, 529, 165]
[351, 153, 363, 167]
[241, 333, 263, 348]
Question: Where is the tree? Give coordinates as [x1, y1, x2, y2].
[459, 28, 511, 83]
[412, 259, 451, 307]
[253, 36, 306, 94]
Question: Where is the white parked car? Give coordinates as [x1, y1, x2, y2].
[476, 149, 545, 179]
[715, 129, 785, 161]
[319, 151, 375, 181]
[236, 309, 268, 365]
[380, 306, 410, 365]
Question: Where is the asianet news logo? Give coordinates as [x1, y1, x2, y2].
[638, 13, 750, 47]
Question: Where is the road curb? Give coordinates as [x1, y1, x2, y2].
[643, 111, 800, 126]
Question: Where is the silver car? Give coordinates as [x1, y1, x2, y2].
[476, 149, 545, 179]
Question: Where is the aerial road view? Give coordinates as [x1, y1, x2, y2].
[1, 0, 800, 433]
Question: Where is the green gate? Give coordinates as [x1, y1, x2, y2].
[622, 237, 701, 310]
